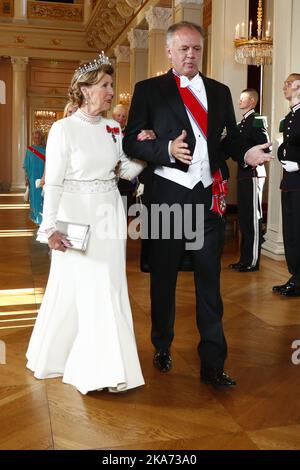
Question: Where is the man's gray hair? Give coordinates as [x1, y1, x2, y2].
[166, 21, 205, 46]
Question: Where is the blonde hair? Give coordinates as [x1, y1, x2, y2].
[113, 104, 128, 115]
[32, 129, 45, 146]
[241, 88, 259, 106]
[68, 63, 114, 108]
[63, 101, 78, 118]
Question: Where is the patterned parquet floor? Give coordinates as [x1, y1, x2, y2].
[0, 193, 300, 450]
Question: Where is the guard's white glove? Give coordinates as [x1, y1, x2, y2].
[35, 178, 42, 188]
[136, 183, 144, 198]
[281, 160, 300, 172]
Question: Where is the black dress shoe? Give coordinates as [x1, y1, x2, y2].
[280, 284, 300, 297]
[236, 265, 259, 272]
[201, 369, 237, 388]
[153, 350, 172, 373]
[228, 262, 244, 270]
[273, 280, 293, 293]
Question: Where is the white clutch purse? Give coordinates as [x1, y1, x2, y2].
[37, 220, 90, 252]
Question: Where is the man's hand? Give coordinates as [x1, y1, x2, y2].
[137, 129, 157, 141]
[170, 130, 192, 165]
[281, 160, 300, 172]
[245, 142, 274, 167]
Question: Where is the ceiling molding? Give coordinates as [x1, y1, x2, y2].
[87, 0, 168, 53]
[0, 1, 172, 60]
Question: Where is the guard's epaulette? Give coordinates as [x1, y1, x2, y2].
[279, 118, 285, 133]
[253, 114, 268, 128]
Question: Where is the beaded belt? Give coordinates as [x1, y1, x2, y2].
[63, 178, 118, 194]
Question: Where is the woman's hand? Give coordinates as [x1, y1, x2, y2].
[114, 160, 121, 177]
[48, 231, 72, 252]
[137, 129, 156, 141]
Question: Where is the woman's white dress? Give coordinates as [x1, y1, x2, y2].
[26, 109, 145, 395]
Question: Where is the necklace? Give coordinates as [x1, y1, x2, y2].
[74, 108, 101, 124]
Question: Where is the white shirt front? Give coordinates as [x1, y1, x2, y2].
[154, 71, 213, 189]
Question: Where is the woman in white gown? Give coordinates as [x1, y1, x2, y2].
[26, 54, 145, 395]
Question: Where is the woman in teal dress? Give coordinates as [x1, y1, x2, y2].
[23, 130, 46, 225]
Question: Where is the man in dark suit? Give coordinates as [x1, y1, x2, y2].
[123, 21, 273, 388]
[273, 74, 300, 297]
[229, 88, 269, 272]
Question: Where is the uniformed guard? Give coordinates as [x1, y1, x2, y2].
[229, 88, 269, 272]
[273, 74, 300, 297]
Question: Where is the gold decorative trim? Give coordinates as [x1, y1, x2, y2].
[51, 38, 62, 46]
[15, 35, 25, 44]
[0, 42, 97, 54]
[87, 0, 144, 50]
[27, 1, 83, 22]
[203, 0, 212, 31]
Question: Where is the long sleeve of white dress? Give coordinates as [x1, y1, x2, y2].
[41, 120, 69, 234]
[115, 124, 146, 181]
[40, 118, 145, 234]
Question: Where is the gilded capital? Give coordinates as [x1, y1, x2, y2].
[114, 45, 130, 63]
[127, 29, 148, 49]
[145, 7, 172, 31]
[11, 57, 29, 72]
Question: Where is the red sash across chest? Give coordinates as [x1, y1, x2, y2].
[173, 73, 228, 216]
[28, 146, 45, 162]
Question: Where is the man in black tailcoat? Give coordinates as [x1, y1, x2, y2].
[123, 21, 273, 388]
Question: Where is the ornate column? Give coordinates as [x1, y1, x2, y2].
[211, 0, 248, 204]
[84, 0, 93, 25]
[113, 45, 130, 105]
[174, 0, 204, 25]
[13, 0, 27, 22]
[11, 57, 28, 190]
[145, 6, 172, 78]
[262, 0, 300, 259]
[127, 29, 148, 93]
[0, 80, 5, 104]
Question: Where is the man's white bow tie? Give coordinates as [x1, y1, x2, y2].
[180, 75, 190, 88]
[180, 74, 202, 91]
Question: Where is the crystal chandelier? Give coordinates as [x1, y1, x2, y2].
[119, 93, 131, 105]
[234, 0, 273, 66]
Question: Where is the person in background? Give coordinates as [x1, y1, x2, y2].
[229, 88, 269, 272]
[23, 129, 46, 225]
[112, 104, 128, 132]
[63, 101, 78, 118]
[273, 74, 300, 297]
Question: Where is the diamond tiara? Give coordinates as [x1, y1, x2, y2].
[75, 51, 111, 79]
